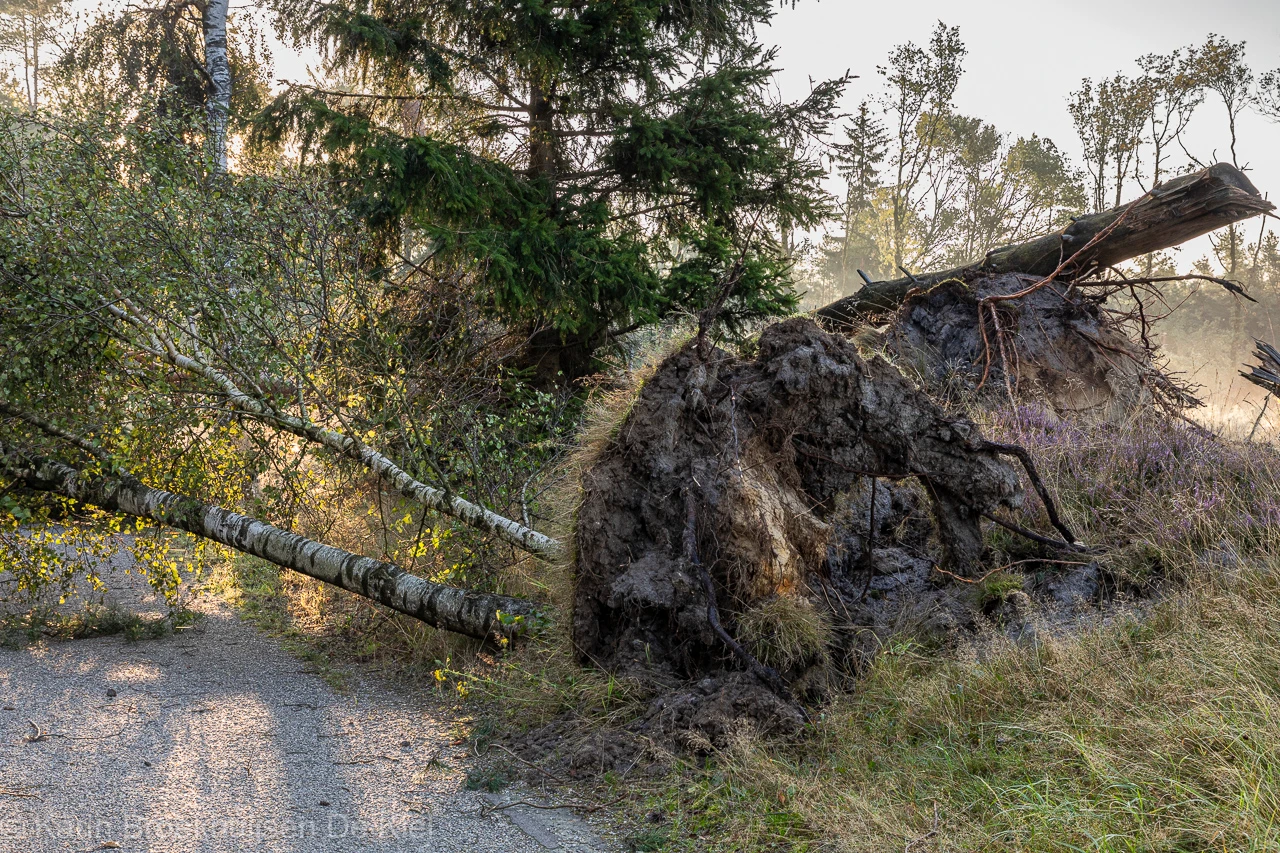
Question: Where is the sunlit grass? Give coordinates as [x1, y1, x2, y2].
[634, 561, 1280, 851]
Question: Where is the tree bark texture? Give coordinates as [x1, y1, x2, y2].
[203, 0, 231, 173]
[105, 301, 563, 559]
[816, 162, 1276, 329]
[0, 443, 537, 642]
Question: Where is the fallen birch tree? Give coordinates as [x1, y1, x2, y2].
[104, 297, 563, 560]
[0, 438, 537, 642]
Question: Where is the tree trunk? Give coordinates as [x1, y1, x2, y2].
[816, 163, 1276, 329]
[0, 444, 537, 642]
[528, 81, 555, 203]
[104, 301, 563, 559]
[203, 0, 231, 173]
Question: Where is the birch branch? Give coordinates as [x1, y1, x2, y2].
[103, 300, 563, 559]
[0, 402, 110, 463]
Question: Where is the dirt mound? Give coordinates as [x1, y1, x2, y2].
[572, 318, 1024, 685]
[880, 273, 1188, 416]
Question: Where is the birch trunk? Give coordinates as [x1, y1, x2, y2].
[0, 444, 537, 642]
[203, 0, 231, 173]
[106, 301, 563, 559]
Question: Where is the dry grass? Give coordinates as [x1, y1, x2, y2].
[738, 596, 832, 673]
[610, 413, 1280, 851]
[641, 561, 1280, 851]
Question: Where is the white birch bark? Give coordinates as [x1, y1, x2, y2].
[0, 442, 537, 641]
[105, 301, 564, 559]
[203, 0, 231, 173]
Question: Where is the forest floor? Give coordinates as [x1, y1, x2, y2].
[0, 545, 622, 853]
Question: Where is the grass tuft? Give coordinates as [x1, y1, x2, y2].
[737, 595, 831, 673]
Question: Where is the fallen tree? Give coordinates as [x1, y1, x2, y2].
[0, 439, 537, 642]
[811, 164, 1275, 415]
[817, 163, 1275, 326]
[104, 298, 563, 560]
[573, 318, 1070, 685]
[561, 170, 1279, 729]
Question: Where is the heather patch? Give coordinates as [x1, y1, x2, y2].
[989, 407, 1280, 571]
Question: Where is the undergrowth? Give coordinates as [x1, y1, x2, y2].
[196, 400, 1280, 851]
[0, 603, 199, 647]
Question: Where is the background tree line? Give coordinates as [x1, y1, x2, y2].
[812, 24, 1280, 315]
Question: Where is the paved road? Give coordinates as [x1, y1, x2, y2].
[0, 551, 617, 853]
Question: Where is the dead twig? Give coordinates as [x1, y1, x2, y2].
[932, 558, 1093, 585]
[0, 787, 41, 799]
[981, 511, 1093, 553]
[49, 726, 130, 741]
[978, 441, 1080, 544]
[1250, 393, 1272, 442]
[904, 801, 940, 852]
[931, 563, 1021, 586]
[483, 794, 626, 815]
[332, 755, 401, 765]
[488, 742, 567, 786]
[1100, 272, 1256, 302]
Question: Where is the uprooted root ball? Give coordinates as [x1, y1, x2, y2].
[571, 318, 1024, 686]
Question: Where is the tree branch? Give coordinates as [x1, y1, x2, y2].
[103, 299, 563, 559]
[0, 401, 110, 463]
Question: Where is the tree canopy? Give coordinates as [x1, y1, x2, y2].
[256, 0, 848, 375]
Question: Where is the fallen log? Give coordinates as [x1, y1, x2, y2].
[0, 442, 537, 642]
[817, 163, 1275, 329]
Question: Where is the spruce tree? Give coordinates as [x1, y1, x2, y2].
[261, 0, 847, 376]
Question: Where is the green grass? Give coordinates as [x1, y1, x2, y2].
[625, 562, 1280, 851]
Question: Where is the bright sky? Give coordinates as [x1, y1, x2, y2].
[761, 0, 1280, 259]
[766, 1, 1279, 180]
